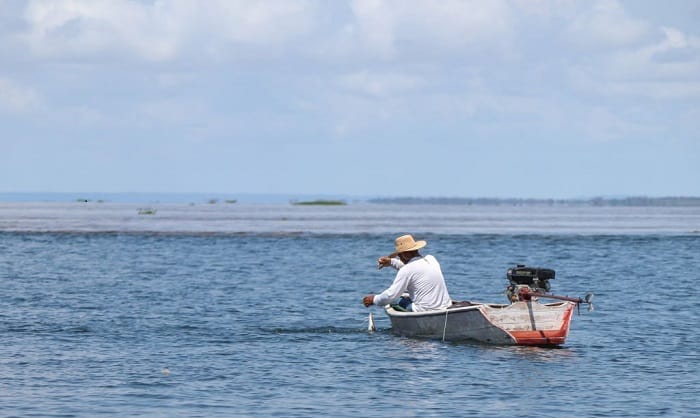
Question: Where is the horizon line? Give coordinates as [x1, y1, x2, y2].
[1, 192, 699, 205]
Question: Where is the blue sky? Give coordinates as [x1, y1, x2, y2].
[1, 0, 698, 198]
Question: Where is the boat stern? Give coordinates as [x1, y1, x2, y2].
[482, 301, 576, 346]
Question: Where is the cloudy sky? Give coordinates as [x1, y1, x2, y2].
[1, 0, 698, 198]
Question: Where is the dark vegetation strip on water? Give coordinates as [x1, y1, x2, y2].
[368, 196, 700, 206]
[291, 199, 347, 206]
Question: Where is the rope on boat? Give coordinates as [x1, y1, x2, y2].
[442, 309, 449, 342]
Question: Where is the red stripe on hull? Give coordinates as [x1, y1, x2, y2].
[509, 304, 574, 346]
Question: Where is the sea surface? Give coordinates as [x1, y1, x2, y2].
[1, 202, 699, 417]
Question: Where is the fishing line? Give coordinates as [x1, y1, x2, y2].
[442, 309, 449, 342]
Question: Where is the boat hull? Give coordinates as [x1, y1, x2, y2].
[386, 301, 576, 346]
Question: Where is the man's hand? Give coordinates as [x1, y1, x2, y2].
[377, 256, 392, 270]
[363, 295, 374, 307]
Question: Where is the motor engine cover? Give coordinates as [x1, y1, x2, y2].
[507, 266, 554, 285]
[505, 265, 555, 302]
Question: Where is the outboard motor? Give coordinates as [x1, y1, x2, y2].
[505, 265, 555, 302]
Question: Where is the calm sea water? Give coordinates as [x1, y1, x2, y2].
[1, 202, 699, 417]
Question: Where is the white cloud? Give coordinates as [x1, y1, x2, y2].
[567, 0, 652, 48]
[20, 0, 319, 61]
[0, 77, 40, 112]
[510, 0, 577, 19]
[22, 0, 181, 60]
[571, 25, 700, 100]
[616, 27, 700, 77]
[203, 0, 316, 45]
[348, 0, 513, 58]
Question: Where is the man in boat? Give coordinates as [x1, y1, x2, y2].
[362, 234, 452, 312]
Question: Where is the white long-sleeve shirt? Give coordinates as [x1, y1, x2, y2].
[373, 254, 452, 312]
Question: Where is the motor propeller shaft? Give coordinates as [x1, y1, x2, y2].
[523, 290, 595, 312]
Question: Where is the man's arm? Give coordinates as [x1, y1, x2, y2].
[371, 271, 409, 307]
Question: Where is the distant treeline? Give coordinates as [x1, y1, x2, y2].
[367, 196, 700, 207]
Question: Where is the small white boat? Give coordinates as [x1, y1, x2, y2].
[383, 265, 592, 346]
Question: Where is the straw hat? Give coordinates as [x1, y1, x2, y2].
[390, 234, 427, 256]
